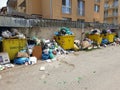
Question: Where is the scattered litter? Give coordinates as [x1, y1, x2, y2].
[4, 64, 15, 68]
[0, 52, 10, 65]
[93, 46, 98, 49]
[28, 56, 37, 65]
[0, 27, 119, 72]
[40, 66, 45, 71]
[45, 59, 52, 63]
[51, 58, 57, 61]
[0, 64, 15, 71]
[0, 65, 5, 71]
[25, 62, 29, 66]
[77, 77, 82, 83]
[14, 57, 29, 65]
[43, 81, 47, 84]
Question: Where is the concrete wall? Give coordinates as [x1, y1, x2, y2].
[17, 27, 91, 40]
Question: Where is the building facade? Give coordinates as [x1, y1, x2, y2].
[7, 0, 104, 23]
[7, 0, 17, 14]
[104, 0, 120, 24]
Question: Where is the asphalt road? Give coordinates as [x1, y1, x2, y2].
[0, 46, 120, 90]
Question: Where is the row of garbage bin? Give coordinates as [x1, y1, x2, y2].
[0, 27, 75, 63]
[87, 33, 116, 45]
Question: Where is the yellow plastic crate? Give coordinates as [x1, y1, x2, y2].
[88, 34, 102, 45]
[54, 35, 75, 50]
[102, 34, 115, 43]
[2, 39, 27, 60]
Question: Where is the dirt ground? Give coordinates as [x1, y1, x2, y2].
[0, 45, 120, 90]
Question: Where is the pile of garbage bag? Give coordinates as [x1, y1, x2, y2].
[89, 29, 101, 35]
[41, 39, 68, 60]
[54, 27, 74, 36]
[81, 38, 93, 50]
[1, 29, 25, 39]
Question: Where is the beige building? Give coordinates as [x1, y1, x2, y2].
[7, 0, 104, 23]
[104, 0, 120, 24]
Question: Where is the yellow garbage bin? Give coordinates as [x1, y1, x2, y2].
[88, 34, 102, 45]
[102, 33, 115, 43]
[2, 39, 27, 60]
[54, 35, 75, 50]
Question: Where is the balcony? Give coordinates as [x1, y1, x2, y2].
[104, 14, 108, 18]
[62, 6, 71, 14]
[104, 13, 118, 18]
[112, 3, 118, 8]
[78, 8, 85, 16]
[104, 4, 109, 10]
[104, 4, 118, 10]
[113, 13, 118, 16]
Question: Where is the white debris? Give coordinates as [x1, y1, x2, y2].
[46, 59, 52, 63]
[40, 66, 45, 71]
[51, 58, 57, 61]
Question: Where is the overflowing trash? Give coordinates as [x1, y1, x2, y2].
[54, 27, 75, 50]
[2, 29, 25, 39]
[0, 64, 15, 71]
[54, 27, 74, 36]
[115, 37, 120, 45]
[14, 57, 29, 65]
[81, 38, 93, 50]
[41, 39, 68, 60]
[0, 26, 120, 72]
[90, 29, 101, 35]
[85, 28, 119, 49]
[28, 56, 37, 65]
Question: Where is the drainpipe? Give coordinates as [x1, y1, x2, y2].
[50, 0, 53, 19]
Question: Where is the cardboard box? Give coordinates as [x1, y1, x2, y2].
[32, 46, 42, 60]
[17, 52, 29, 58]
[0, 52, 10, 64]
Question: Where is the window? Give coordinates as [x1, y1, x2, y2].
[62, 0, 66, 5]
[113, 17, 118, 25]
[62, 0, 71, 14]
[104, 2, 108, 8]
[94, 5, 100, 12]
[113, 9, 118, 16]
[104, 11, 108, 17]
[113, 0, 118, 7]
[78, 0, 85, 16]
